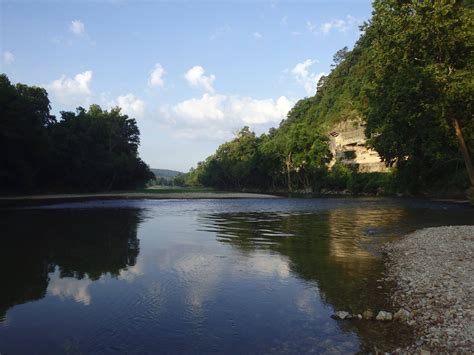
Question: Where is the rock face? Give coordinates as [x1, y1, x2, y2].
[328, 119, 389, 173]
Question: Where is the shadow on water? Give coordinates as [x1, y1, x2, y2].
[0, 208, 144, 322]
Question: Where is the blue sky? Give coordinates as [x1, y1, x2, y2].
[1, 0, 373, 172]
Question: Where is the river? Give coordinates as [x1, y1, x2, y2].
[0, 198, 473, 353]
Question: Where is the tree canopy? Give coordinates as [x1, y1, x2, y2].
[365, 0, 474, 190]
[0, 74, 153, 193]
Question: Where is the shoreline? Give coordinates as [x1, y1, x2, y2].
[0, 191, 281, 207]
[383, 226, 473, 353]
[0, 191, 471, 209]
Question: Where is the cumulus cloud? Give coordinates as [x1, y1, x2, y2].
[184, 66, 215, 93]
[291, 59, 325, 95]
[320, 15, 358, 34]
[252, 32, 263, 39]
[2, 51, 14, 64]
[111, 94, 145, 118]
[149, 63, 165, 87]
[69, 20, 85, 35]
[161, 93, 293, 139]
[306, 15, 360, 35]
[47, 70, 93, 106]
[172, 93, 226, 123]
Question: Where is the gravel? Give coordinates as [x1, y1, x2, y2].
[383, 225, 474, 353]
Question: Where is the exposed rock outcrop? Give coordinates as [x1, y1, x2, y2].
[328, 119, 389, 173]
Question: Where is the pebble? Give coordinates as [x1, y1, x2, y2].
[332, 311, 350, 320]
[376, 311, 393, 321]
[362, 310, 374, 320]
[393, 308, 412, 322]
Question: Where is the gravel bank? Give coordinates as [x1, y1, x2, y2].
[384, 226, 474, 353]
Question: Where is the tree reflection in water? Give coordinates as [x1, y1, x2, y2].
[0, 208, 143, 321]
[199, 207, 414, 352]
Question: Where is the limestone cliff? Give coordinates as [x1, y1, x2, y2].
[328, 119, 389, 173]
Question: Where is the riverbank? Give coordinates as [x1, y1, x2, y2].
[0, 190, 280, 207]
[383, 226, 473, 353]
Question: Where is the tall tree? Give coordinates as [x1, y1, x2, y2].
[49, 105, 152, 191]
[0, 74, 55, 192]
[365, 0, 474, 191]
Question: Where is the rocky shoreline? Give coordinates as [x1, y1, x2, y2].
[383, 226, 474, 353]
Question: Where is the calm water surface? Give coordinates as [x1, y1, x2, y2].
[1, 198, 473, 354]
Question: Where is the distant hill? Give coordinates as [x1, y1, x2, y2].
[151, 169, 183, 178]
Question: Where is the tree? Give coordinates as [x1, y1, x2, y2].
[49, 105, 153, 191]
[332, 46, 349, 67]
[285, 123, 332, 191]
[0, 74, 55, 192]
[365, 0, 474, 191]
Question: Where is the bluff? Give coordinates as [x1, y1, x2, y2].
[328, 119, 388, 173]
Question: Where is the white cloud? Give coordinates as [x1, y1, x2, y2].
[173, 93, 225, 122]
[228, 95, 292, 125]
[291, 59, 325, 95]
[149, 63, 165, 87]
[2, 51, 14, 64]
[47, 70, 93, 106]
[161, 93, 293, 139]
[69, 20, 85, 35]
[184, 66, 215, 93]
[252, 32, 263, 39]
[306, 21, 317, 33]
[111, 94, 145, 118]
[307, 15, 360, 35]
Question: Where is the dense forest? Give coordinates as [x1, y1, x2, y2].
[0, 74, 153, 193]
[182, 0, 474, 196]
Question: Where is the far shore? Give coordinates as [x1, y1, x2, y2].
[0, 190, 281, 207]
[1, 189, 473, 208]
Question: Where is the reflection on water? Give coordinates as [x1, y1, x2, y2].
[0, 198, 473, 353]
[0, 209, 142, 321]
[198, 207, 415, 351]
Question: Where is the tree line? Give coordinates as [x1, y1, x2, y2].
[182, 0, 474, 196]
[0, 74, 153, 194]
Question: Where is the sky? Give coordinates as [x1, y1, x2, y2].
[1, 0, 373, 172]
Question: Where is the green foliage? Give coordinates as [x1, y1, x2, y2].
[0, 75, 153, 193]
[365, 0, 474, 191]
[0, 74, 55, 191]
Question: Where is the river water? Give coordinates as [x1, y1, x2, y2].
[0, 198, 473, 354]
